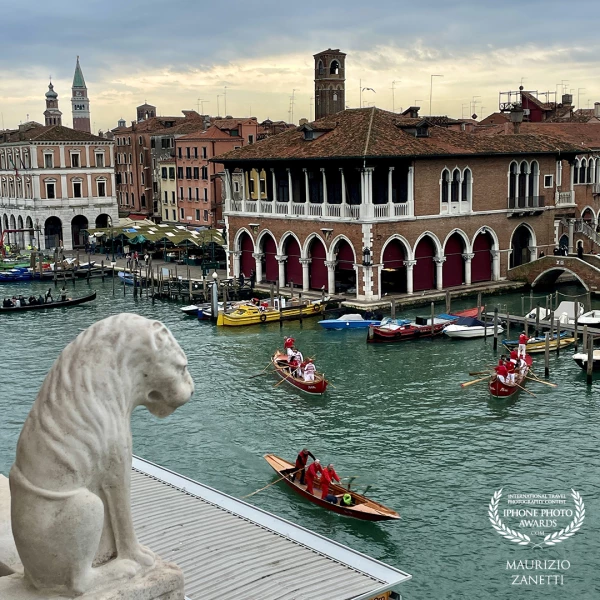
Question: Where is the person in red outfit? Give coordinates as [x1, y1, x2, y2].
[494, 361, 509, 384]
[282, 448, 315, 484]
[518, 332, 529, 358]
[305, 459, 322, 495]
[321, 463, 341, 501]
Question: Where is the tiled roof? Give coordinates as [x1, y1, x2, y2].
[177, 124, 241, 141]
[215, 107, 582, 163]
[213, 117, 257, 130]
[476, 121, 600, 150]
[1, 124, 108, 144]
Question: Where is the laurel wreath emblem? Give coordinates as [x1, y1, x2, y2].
[488, 489, 585, 547]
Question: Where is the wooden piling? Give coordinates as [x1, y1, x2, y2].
[587, 335, 594, 385]
[555, 319, 560, 356]
[112, 266, 115, 296]
[270, 284, 275, 307]
[390, 298, 396, 319]
[535, 305, 540, 335]
[586, 291, 592, 312]
[477, 293, 482, 319]
[521, 295, 524, 316]
[101, 261, 105, 282]
[445, 290, 451, 314]
[529, 289, 533, 311]
[574, 310, 579, 351]
[524, 316, 528, 337]
[544, 332, 550, 378]
[506, 313, 511, 339]
[152, 266, 155, 304]
[483, 308, 488, 340]
[430, 302, 435, 337]
[555, 290, 559, 309]
[545, 294, 549, 314]
[493, 308, 499, 351]
[133, 272, 138, 298]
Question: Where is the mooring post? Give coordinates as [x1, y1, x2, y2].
[586, 291, 592, 312]
[101, 261, 104, 282]
[555, 290, 559, 309]
[445, 290, 451, 314]
[544, 332, 550, 378]
[524, 316, 529, 337]
[583, 325, 588, 353]
[493, 307, 499, 351]
[152, 266, 155, 304]
[390, 298, 396, 319]
[430, 302, 435, 337]
[555, 318, 561, 356]
[133, 272, 138, 298]
[483, 308, 488, 341]
[529, 289, 533, 311]
[587, 335, 594, 385]
[535, 305, 540, 336]
[506, 312, 511, 339]
[521, 295, 524, 316]
[574, 310, 579, 351]
[112, 265, 115, 296]
[545, 294, 549, 314]
[270, 283, 275, 307]
[477, 293, 482, 319]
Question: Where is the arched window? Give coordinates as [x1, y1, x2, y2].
[462, 168, 472, 203]
[451, 169, 460, 202]
[518, 161, 527, 199]
[587, 158, 593, 183]
[330, 60, 340, 75]
[579, 158, 587, 184]
[318, 60, 324, 75]
[441, 169, 449, 203]
[529, 160, 539, 197]
[509, 161, 518, 200]
[574, 159, 580, 184]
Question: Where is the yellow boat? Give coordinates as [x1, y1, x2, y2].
[216, 300, 324, 326]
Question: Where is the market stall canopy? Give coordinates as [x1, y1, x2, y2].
[84, 224, 225, 247]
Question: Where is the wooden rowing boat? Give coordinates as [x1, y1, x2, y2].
[217, 300, 324, 327]
[271, 350, 328, 395]
[0, 291, 96, 313]
[502, 332, 575, 354]
[489, 354, 533, 398]
[263, 454, 400, 521]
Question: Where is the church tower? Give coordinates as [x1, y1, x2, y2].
[44, 81, 62, 126]
[314, 49, 346, 120]
[71, 56, 91, 133]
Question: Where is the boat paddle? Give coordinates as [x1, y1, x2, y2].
[525, 375, 557, 388]
[461, 376, 490, 388]
[515, 383, 536, 397]
[469, 370, 493, 376]
[241, 467, 303, 499]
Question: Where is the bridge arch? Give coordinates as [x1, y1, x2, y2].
[531, 267, 589, 291]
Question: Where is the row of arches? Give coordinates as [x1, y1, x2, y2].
[1, 213, 111, 250]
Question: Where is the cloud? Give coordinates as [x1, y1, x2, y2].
[2, 1, 600, 129]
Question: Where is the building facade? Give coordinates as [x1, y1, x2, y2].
[215, 107, 587, 301]
[314, 49, 346, 120]
[0, 122, 117, 251]
[71, 57, 91, 134]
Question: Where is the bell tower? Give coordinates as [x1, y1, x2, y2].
[314, 48, 346, 120]
[71, 56, 91, 133]
[44, 81, 62, 126]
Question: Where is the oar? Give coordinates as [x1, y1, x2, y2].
[469, 371, 493, 376]
[241, 467, 302, 499]
[273, 376, 289, 388]
[525, 375, 557, 388]
[461, 376, 490, 388]
[515, 383, 536, 397]
[249, 370, 272, 379]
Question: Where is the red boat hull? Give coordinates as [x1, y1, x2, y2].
[488, 355, 533, 398]
[272, 351, 328, 395]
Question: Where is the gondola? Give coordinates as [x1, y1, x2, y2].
[0, 291, 96, 313]
[489, 354, 533, 398]
[271, 350, 328, 395]
[263, 454, 400, 521]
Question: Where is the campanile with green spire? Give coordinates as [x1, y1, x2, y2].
[71, 56, 91, 133]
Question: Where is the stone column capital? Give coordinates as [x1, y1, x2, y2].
[229, 250, 242, 257]
[462, 252, 475, 261]
[324, 260, 337, 269]
[299, 258, 312, 265]
[491, 250, 501, 258]
[275, 254, 288, 263]
[252, 252, 264, 260]
[434, 256, 446, 265]
[404, 260, 417, 268]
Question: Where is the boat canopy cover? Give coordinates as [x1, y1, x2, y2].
[337, 314, 366, 321]
[454, 317, 486, 327]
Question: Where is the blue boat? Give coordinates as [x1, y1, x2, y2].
[0, 268, 32, 282]
[118, 271, 140, 286]
[319, 314, 385, 329]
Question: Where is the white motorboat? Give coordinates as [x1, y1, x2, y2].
[524, 301, 584, 325]
[578, 310, 600, 327]
[443, 317, 504, 339]
[573, 350, 600, 371]
[181, 304, 201, 316]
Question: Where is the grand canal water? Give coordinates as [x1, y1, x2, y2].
[1, 279, 599, 599]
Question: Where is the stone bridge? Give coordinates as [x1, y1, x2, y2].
[507, 256, 600, 292]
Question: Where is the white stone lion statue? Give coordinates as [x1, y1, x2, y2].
[9, 313, 194, 596]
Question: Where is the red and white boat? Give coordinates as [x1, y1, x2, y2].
[271, 350, 328, 395]
[367, 306, 483, 343]
[489, 354, 533, 398]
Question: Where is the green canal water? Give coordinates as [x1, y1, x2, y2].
[1, 280, 599, 599]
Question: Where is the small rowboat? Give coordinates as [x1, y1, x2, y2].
[271, 350, 328, 395]
[319, 313, 381, 329]
[217, 300, 324, 327]
[489, 354, 533, 398]
[578, 310, 600, 327]
[263, 454, 400, 521]
[443, 317, 504, 339]
[0, 291, 96, 313]
[502, 331, 575, 354]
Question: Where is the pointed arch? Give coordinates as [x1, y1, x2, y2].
[281, 232, 302, 287]
[328, 234, 357, 263]
[451, 168, 461, 202]
[330, 60, 340, 75]
[413, 231, 443, 258]
[443, 231, 467, 287]
[440, 168, 450, 204]
[379, 234, 413, 263]
[330, 235, 357, 295]
[579, 158, 587, 184]
[305, 234, 328, 290]
[236, 229, 256, 278]
[472, 227, 496, 283]
[413, 234, 439, 292]
[380, 235, 411, 294]
[256, 229, 278, 282]
[581, 206, 596, 223]
[233, 227, 255, 252]
[278, 230, 302, 256]
[302, 232, 327, 259]
[443, 228, 471, 254]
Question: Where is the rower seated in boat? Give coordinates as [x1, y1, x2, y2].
[303, 359, 316, 382]
[494, 360, 509, 384]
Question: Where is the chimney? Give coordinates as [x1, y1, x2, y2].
[131, 121, 136, 130]
[595, 102, 600, 118]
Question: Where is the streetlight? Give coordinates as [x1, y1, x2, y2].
[429, 74, 443, 115]
[391, 80, 401, 113]
[362, 247, 372, 267]
[107, 215, 115, 262]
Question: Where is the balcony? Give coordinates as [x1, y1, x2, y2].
[224, 199, 413, 222]
[593, 184, 600, 195]
[555, 191, 576, 206]
[508, 195, 545, 209]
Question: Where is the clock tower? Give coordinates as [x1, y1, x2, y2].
[71, 56, 91, 133]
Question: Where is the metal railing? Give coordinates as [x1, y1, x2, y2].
[508, 195, 545, 209]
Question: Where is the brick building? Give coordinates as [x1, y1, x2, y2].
[215, 107, 587, 302]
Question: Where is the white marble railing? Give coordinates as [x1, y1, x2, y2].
[224, 198, 413, 221]
[555, 191, 575, 205]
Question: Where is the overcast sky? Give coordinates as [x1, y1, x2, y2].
[1, 0, 599, 132]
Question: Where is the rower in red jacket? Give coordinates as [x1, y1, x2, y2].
[494, 361, 509, 384]
[305, 459, 322, 495]
[321, 463, 341, 501]
[518, 332, 529, 358]
[291, 448, 315, 484]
